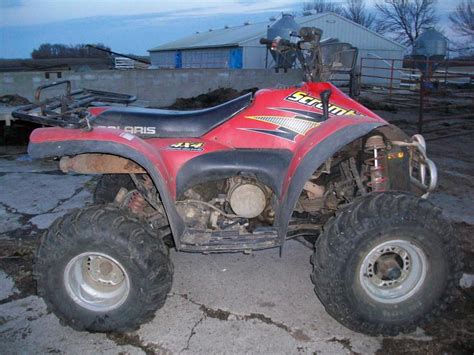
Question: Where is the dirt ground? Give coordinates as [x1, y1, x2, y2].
[374, 106, 474, 354]
[0, 103, 473, 354]
[163, 87, 259, 110]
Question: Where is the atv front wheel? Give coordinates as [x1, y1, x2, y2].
[311, 192, 462, 336]
[35, 205, 173, 332]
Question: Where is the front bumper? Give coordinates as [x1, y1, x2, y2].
[392, 134, 437, 198]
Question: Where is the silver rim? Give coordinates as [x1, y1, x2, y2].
[64, 252, 130, 312]
[359, 239, 428, 304]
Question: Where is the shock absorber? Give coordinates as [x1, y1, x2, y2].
[127, 190, 148, 215]
[365, 135, 388, 192]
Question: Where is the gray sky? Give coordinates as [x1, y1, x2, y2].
[0, 0, 300, 26]
[0, 0, 463, 58]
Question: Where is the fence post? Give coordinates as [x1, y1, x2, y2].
[418, 74, 424, 134]
[389, 59, 394, 99]
[444, 60, 449, 91]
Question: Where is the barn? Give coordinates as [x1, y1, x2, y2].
[148, 12, 406, 76]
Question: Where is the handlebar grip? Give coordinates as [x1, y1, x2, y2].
[259, 38, 273, 45]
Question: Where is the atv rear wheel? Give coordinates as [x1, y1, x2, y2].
[35, 205, 173, 332]
[311, 192, 462, 336]
[94, 174, 134, 204]
[94, 174, 175, 248]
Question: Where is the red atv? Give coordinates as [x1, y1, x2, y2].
[13, 28, 461, 336]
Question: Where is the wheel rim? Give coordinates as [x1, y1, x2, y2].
[359, 239, 428, 304]
[64, 252, 130, 312]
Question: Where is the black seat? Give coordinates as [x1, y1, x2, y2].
[93, 93, 252, 138]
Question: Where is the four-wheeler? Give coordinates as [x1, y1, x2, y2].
[12, 27, 462, 336]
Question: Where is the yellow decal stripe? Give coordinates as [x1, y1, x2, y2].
[247, 115, 320, 136]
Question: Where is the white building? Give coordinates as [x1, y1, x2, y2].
[148, 12, 406, 85]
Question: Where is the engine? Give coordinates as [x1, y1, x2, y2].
[176, 176, 274, 231]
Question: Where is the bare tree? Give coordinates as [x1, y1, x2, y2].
[375, 0, 438, 46]
[31, 43, 111, 59]
[303, 0, 344, 15]
[449, 0, 474, 39]
[448, 0, 474, 54]
[342, 0, 376, 29]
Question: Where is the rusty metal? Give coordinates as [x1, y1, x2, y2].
[423, 113, 474, 122]
[60, 154, 145, 174]
[423, 122, 474, 134]
[359, 56, 474, 135]
[141, 174, 155, 190]
[303, 181, 325, 199]
[35, 80, 71, 103]
[421, 103, 474, 110]
[426, 131, 474, 141]
[389, 59, 395, 98]
[297, 197, 325, 212]
[127, 191, 148, 215]
[418, 75, 425, 134]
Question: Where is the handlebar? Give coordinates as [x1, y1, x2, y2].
[259, 38, 273, 45]
[279, 38, 298, 49]
[259, 37, 298, 50]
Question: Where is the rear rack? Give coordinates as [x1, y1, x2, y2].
[11, 80, 136, 129]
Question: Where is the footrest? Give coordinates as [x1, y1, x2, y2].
[180, 228, 280, 252]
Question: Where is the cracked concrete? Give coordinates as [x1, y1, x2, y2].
[0, 172, 92, 215]
[0, 153, 383, 354]
[0, 271, 17, 301]
[0, 296, 143, 354]
[161, 246, 382, 354]
[0, 139, 472, 354]
[0, 203, 22, 234]
[168, 292, 313, 347]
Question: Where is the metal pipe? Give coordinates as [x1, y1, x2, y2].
[86, 44, 150, 64]
[423, 113, 474, 122]
[418, 75, 425, 134]
[426, 131, 474, 141]
[35, 80, 71, 103]
[423, 122, 474, 134]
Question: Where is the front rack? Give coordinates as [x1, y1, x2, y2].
[11, 80, 137, 129]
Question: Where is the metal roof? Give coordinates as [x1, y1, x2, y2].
[148, 21, 274, 52]
[149, 12, 405, 52]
